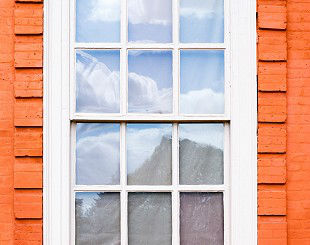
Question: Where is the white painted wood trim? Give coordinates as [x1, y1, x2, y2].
[230, 0, 257, 244]
[43, 0, 71, 244]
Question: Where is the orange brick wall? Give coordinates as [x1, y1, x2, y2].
[257, 0, 288, 244]
[0, 0, 43, 244]
[287, 0, 310, 244]
[0, 0, 310, 244]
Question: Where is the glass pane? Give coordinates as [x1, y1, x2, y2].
[180, 0, 224, 43]
[76, 0, 120, 42]
[179, 124, 224, 185]
[128, 50, 173, 113]
[128, 0, 172, 43]
[127, 124, 172, 185]
[180, 50, 224, 114]
[76, 50, 120, 113]
[75, 192, 120, 245]
[76, 123, 120, 185]
[128, 193, 172, 245]
[180, 193, 224, 245]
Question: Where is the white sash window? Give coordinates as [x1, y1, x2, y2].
[44, 0, 257, 244]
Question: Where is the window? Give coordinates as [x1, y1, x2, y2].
[44, 0, 257, 244]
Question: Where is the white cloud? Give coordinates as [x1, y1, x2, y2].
[128, 72, 172, 113]
[76, 51, 120, 113]
[180, 123, 224, 150]
[128, 0, 172, 25]
[77, 50, 172, 114]
[127, 126, 171, 173]
[180, 0, 222, 19]
[88, 0, 120, 22]
[180, 88, 224, 114]
[76, 129, 120, 185]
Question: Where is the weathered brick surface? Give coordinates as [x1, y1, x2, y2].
[14, 190, 42, 219]
[0, 0, 15, 243]
[15, 69, 42, 97]
[258, 185, 287, 215]
[258, 30, 287, 61]
[14, 98, 43, 126]
[258, 154, 286, 184]
[258, 216, 287, 245]
[14, 3, 43, 34]
[15, 35, 42, 68]
[258, 92, 287, 122]
[258, 62, 287, 92]
[257, 0, 288, 244]
[287, 0, 310, 243]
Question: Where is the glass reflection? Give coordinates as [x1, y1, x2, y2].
[127, 124, 172, 185]
[180, 193, 224, 245]
[76, 123, 120, 185]
[180, 0, 224, 43]
[180, 50, 224, 114]
[128, 193, 172, 245]
[128, 0, 172, 43]
[76, 0, 120, 43]
[179, 124, 224, 185]
[75, 192, 120, 245]
[76, 50, 120, 113]
[128, 50, 173, 113]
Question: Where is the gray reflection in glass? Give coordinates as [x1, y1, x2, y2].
[128, 193, 172, 245]
[180, 193, 224, 245]
[179, 123, 224, 185]
[180, 0, 224, 43]
[127, 124, 172, 185]
[76, 50, 120, 113]
[76, 123, 120, 185]
[128, 50, 173, 113]
[180, 50, 224, 114]
[75, 192, 120, 245]
[76, 0, 120, 42]
[128, 0, 172, 43]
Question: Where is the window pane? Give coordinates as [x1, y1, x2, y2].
[180, 0, 224, 43]
[76, 50, 120, 113]
[128, 0, 172, 43]
[76, 0, 120, 42]
[179, 123, 224, 185]
[128, 50, 173, 113]
[180, 50, 224, 114]
[76, 123, 120, 185]
[75, 192, 120, 244]
[128, 193, 172, 245]
[180, 193, 224, 245]
[127, 124, 172, 185]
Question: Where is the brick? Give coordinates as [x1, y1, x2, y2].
[14, 127, 42, 156]
[258, 92, 286, 122]
[15, 69, 42, 97]
[258, 216, 287, 245]
[14, 157, 42, 188]
[14, 190, 42, 219]
[14, 220, 42, 244]
[258, 62, 287, 92]
[258, 30, 287, 61]
[258, 154, 286, 184]
[14, 3, 43, 34]
[258, 123, 287, 153]
[14, 36, 42, 68]
[258, 5, 287, 30]
[14, 98, 42, 126]
[258, 185, 286, 215]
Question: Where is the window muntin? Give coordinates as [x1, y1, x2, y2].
[72, 0, 229, 244]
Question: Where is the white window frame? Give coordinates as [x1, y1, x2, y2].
[43, 0, 257, 244]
